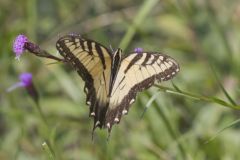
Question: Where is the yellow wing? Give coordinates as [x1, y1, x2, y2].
[105, 52, 180, 131]
[56, 34, 112, 128]
[56, 35, 180, 134]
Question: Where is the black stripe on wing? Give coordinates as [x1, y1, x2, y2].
[56, 36, 93, 83]
[56, 34, 113, 130]
[123, 53, 142, 73]
[56, 34, 112, 70]
[105, 52, 180, 132]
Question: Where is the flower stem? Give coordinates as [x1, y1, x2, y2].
[42, 141, 55, 160]
[34, 102, 57, 157]
[35, 102, 48, 126]
[154, 84, 240, 110]
[25, 42, 66, 62]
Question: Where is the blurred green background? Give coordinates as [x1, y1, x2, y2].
[1, 0, 240, 159]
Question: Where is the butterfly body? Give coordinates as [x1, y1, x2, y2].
[56, 34, 180, 134]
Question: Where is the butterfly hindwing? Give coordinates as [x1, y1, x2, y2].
[106, 52, 180, 130]
[56, 34, 112, 128]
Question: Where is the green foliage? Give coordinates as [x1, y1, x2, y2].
[1, 0, 240, 159]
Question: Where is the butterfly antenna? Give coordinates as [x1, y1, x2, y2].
[109, 44, 114, 53]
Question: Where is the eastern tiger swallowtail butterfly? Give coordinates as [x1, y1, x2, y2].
[56, 34, 180, 135]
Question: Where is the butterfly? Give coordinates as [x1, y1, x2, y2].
[56, 34, 180, 135]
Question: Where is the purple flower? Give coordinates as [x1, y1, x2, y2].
[7, 73, 33, 91]
[134, 47, 143, 53]
[19, 73, 33, 87]
[13, 34, 29, 60]
[7, 72, 39, 104]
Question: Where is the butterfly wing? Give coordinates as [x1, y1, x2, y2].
[56, 34, 112, 128]
[106, 52, 180, 131]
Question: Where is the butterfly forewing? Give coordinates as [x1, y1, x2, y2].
[56, 34, 112, 128]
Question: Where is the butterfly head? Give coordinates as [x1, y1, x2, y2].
[112, 48, 122, 61]
[113, 48, 122, 55]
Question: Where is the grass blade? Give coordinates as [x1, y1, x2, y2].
[148, 93, 187, 160]
[42, 142, 55, 160]
[210, 65, 237, 106]
[205, 118, 240, 144]
[140, 91, 161, 118]
[154, 84, 240, 110]
[119, 0, 159, 50]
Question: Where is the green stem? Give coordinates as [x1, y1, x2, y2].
[27, 0, 37, 40]
[144, 91, 188, 159]
[205, 1, 233, 61]
[35, 102, 49, 127]
[154, 84, 240, 110]
[119, 0, 159, 50]
[205, 118, 240, 144]
[154, 101, 187, 159]
[42, 142, 55, 160]
[34, 102, 58, 158]
[210, 65, 237, 106]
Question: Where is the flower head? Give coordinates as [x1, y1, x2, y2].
[7, 72, 39, 104]
[13, 34, 29, 59]
[134, 47, 143, 53]
[7, 73, 33, 92]
[19, 73, 33, 87]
